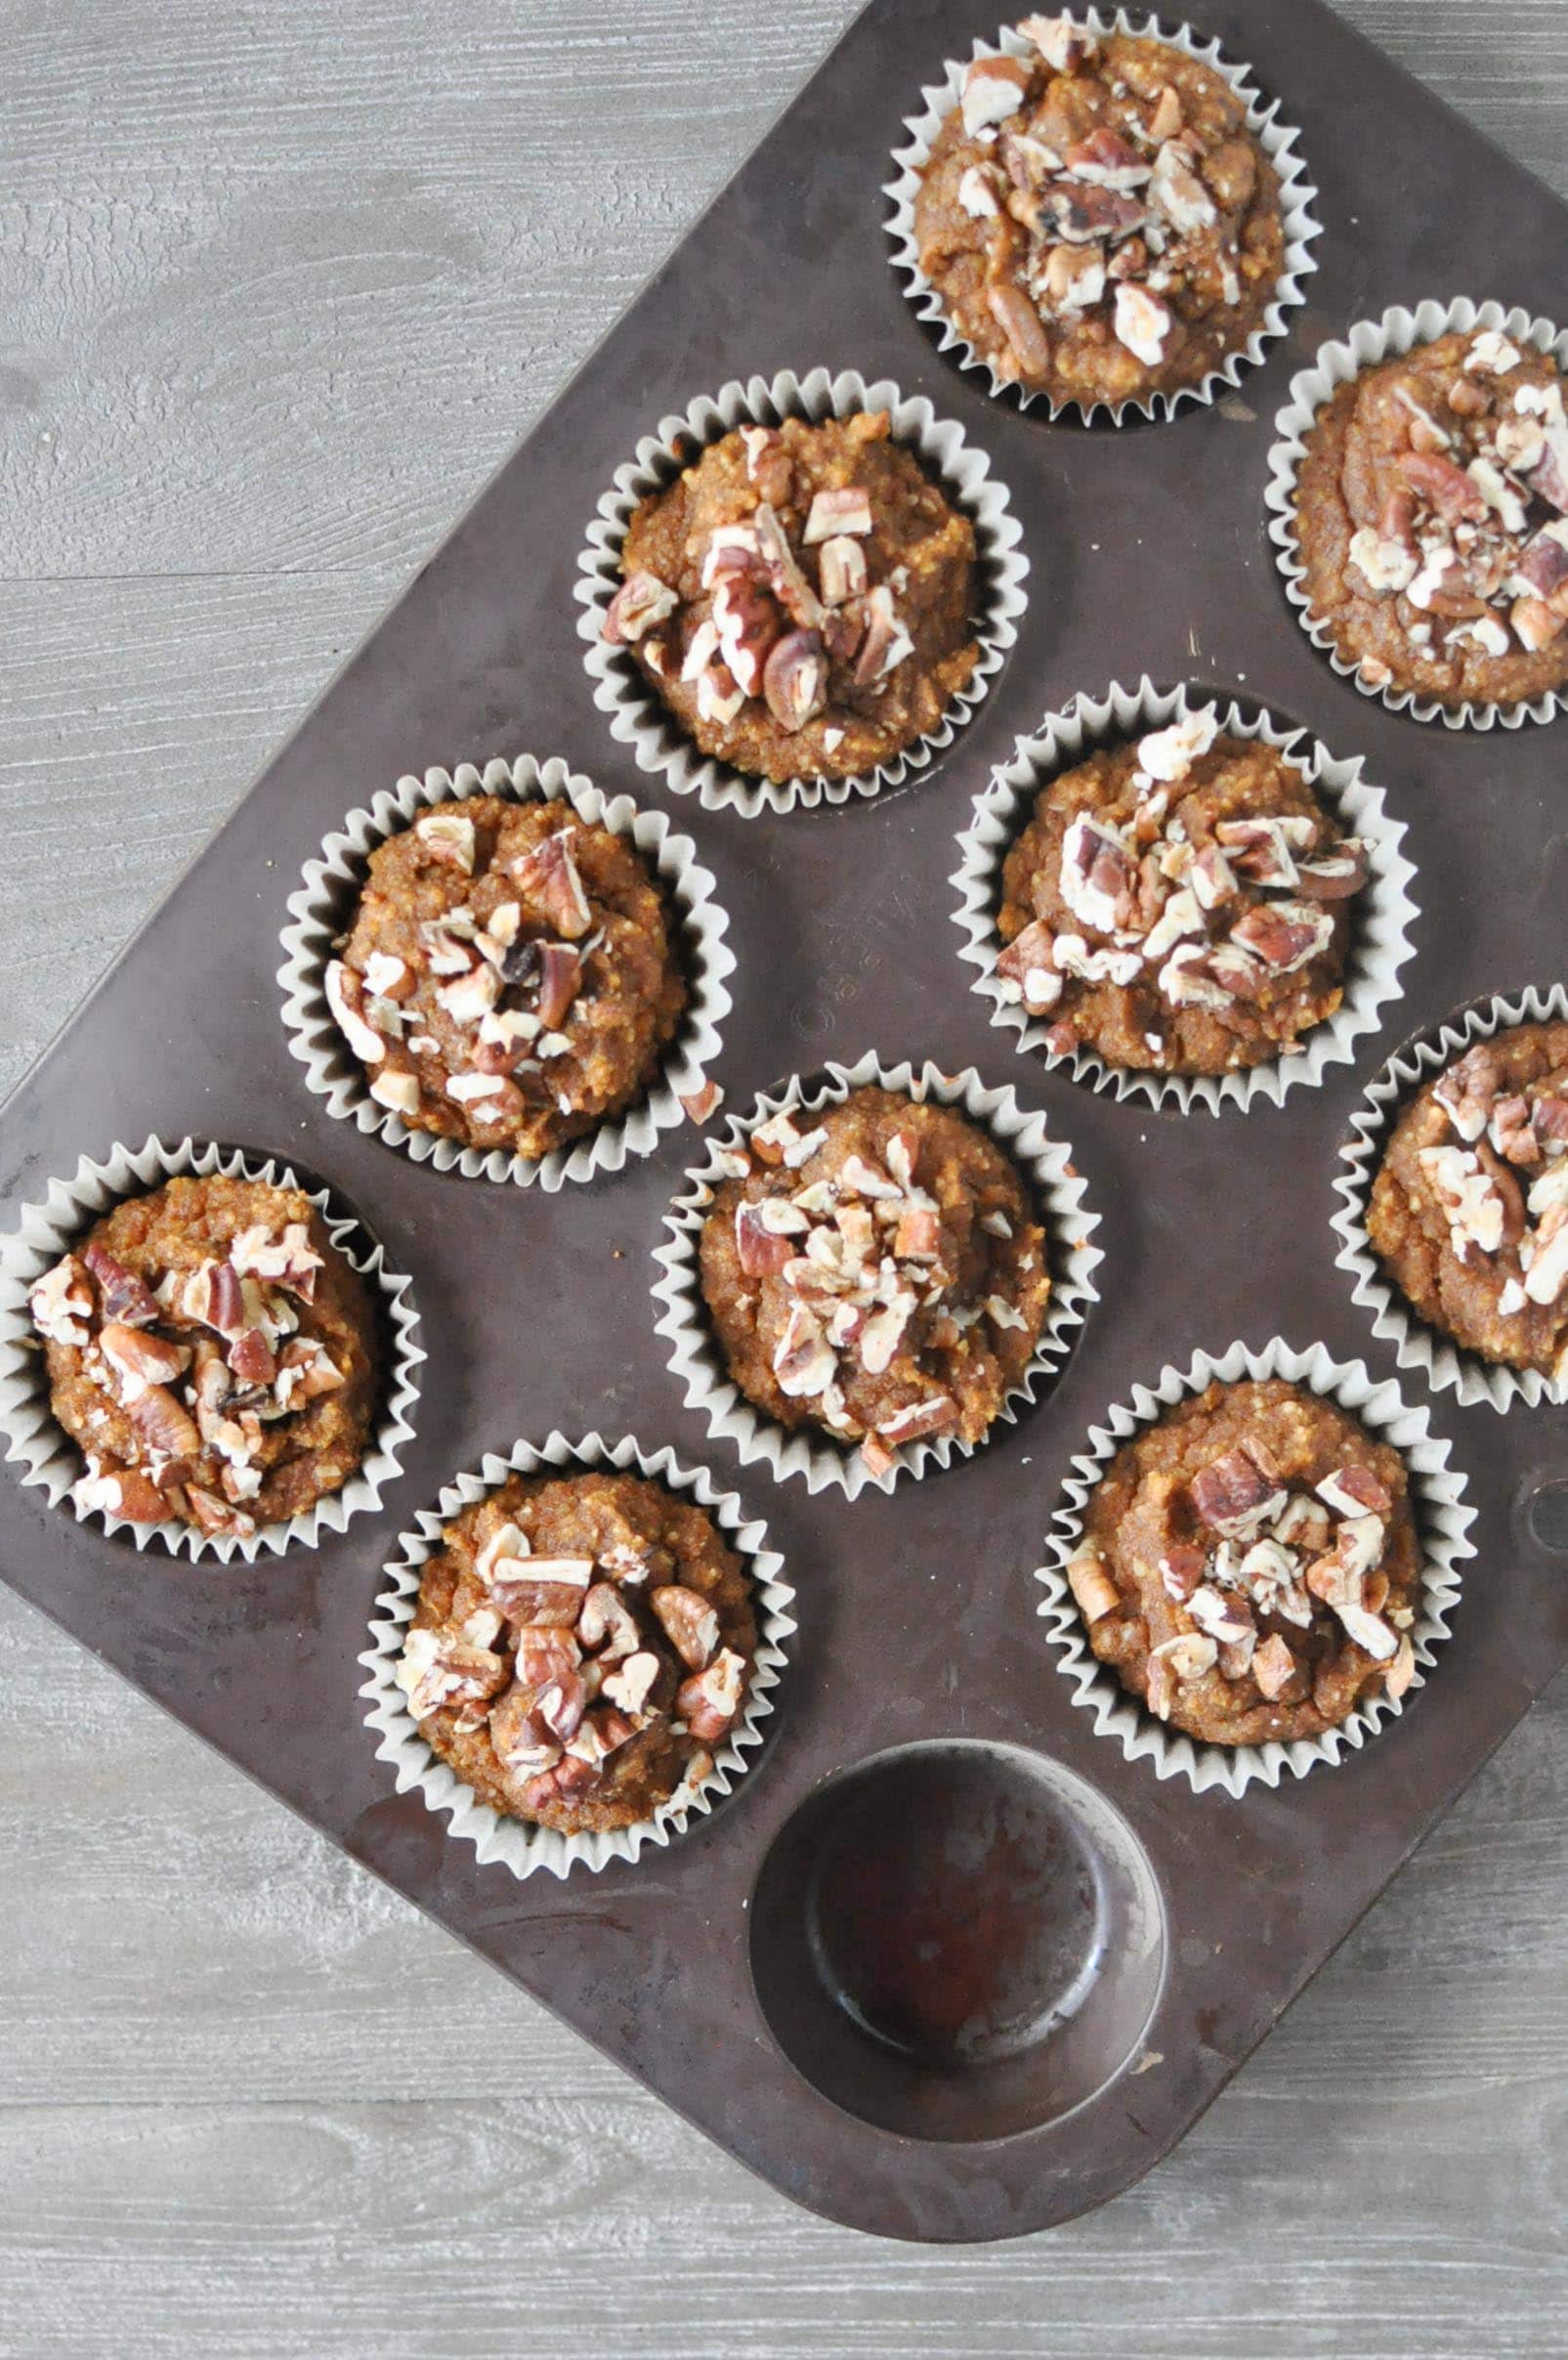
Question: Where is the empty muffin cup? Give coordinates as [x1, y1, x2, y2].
[749, 1738, 1166, 2141]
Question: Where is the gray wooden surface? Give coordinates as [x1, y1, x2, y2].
[2, 2, 1565, 2349]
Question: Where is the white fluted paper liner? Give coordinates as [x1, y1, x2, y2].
[574, 367, 1029, 817]
[1037, 1337, 1474, 1796]
[277, 754, 734, 1190]
[1333, 983, 1568, 1412]
[885, 10, 1321, 426]
[359, 1432, 795, 1880]
[0, 1137, 423, 1563]
[653, 1051, 1102, 1497]
[1265, 298, 1568, 729]
[952, 676, 1419, 1115]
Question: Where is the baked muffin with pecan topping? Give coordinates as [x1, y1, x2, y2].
[602, 411, 979, 785]
[326, 795, 686, 1161]
[1068, 1379, 1420, 1748]
[1368, 1024, 1568, 1381]
[394, 1470, 756, 1836]
[698, 1088, 1049, 1480]
[911, 16, 1286, 408]
[1295, 325, 1568, 708]
[29, 1176, 378, 1539]
[996, 708, 1365, 1074]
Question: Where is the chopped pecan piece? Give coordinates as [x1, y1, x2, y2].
[602, 1648, 663, 1717]
[803, 488, 873, 544]
[960, 52, 1030, 136]
[325, 959, 387, 1065]
[513, 1626, 582, 1689]
[80, 1242, 160, 1329]
[996, 919, 1063, 1011]
[604, 569, 678, 644]
[30, 1254, 96, 1346]
[650, 1584, 720, 1673]
[986, 280, 1052, 380]
[98, 1323, 189, 1395]
[1398, 450, 1489, 523]
[762, 628, 829, 733]
[1189, 1447, 1286, 1537]
[753, 503, 826, 631]
[676, 1648, 746, 1741]
[874, 1395, 959, 1446]
[127, 1384, 199, 1462]
[535, 942, 583, 1032]
[1229, 901, 1335, 975]
[733, 1201, 798, 1280]
[1067, 1549, 1121, 1624]
[513, 829, 591, 939]
[1251, 1633, 1298, 1702]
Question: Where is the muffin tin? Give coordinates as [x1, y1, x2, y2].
[2, 0, 1567, 2245]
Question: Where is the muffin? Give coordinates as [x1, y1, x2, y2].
[1067, 1378, 1420, 1747]
[326, 794, 686, 1161]
[1294, 324, 1568, 708]
[28, 1175, 379, 1538]
[393, 1470, 756, 1836]
[911, 15, 1286, 408]
[995, 708, 1365, 1075]
[1367, 1023, 1568, 1383]
[601, 410, 979, 785]
[698, 1087, 1050, 1479]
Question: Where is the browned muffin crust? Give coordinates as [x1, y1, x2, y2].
[327, 794, 686, 1161]
[602, 411, 979, 785]
[911, 18, 1285, 408]
[1295, 326, 1568, 708]
[699, 1086, 1049, 1480]
[996, 708, 1364, 1075]
[395, 1471, 757, 1837]
[30, 1176, 378, 1538]
[1367, 1022, 1568, 1381]
[1069, 1378, 1420, 1748]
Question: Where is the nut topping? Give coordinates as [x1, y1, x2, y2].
[762, 628, 829, 733]
[1190, 1445, 1287, 1536]
[676, 1648, 746, 1741]
[30, 1255, 95, 1347]
[960, 53, 1031, 137]
[325, 959, 387, 1065]
[513, 828, 592, 939]
[414, 812, 476, 873]
[650, 1584, 721, 1672]
[604, 570, 678, 644]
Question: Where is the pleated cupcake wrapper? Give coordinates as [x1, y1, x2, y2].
[573, 366, 1029, 818]
[1333, 982, 1568, 1412]
[359, 1432, 795, 1881]
[1265, 298, 1568, 730]
[0, 1137, 423, 1563]
[951, 677, 1419, 1115]
[653, 1050, 1103, 1498]
[885, 9, 1321, 426]
[278, 754, 734, 1190]
[1037, 1337, 1474, 1797]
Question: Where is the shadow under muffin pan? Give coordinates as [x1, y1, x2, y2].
[2, 0, 1568, 2248]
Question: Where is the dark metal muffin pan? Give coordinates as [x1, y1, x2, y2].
[3, 0, 1567, 2245]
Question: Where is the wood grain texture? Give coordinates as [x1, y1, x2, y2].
[0, 0, 1565, 2348]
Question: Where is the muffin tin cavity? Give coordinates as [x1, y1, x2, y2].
[749, 1740, 1165, 2143]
